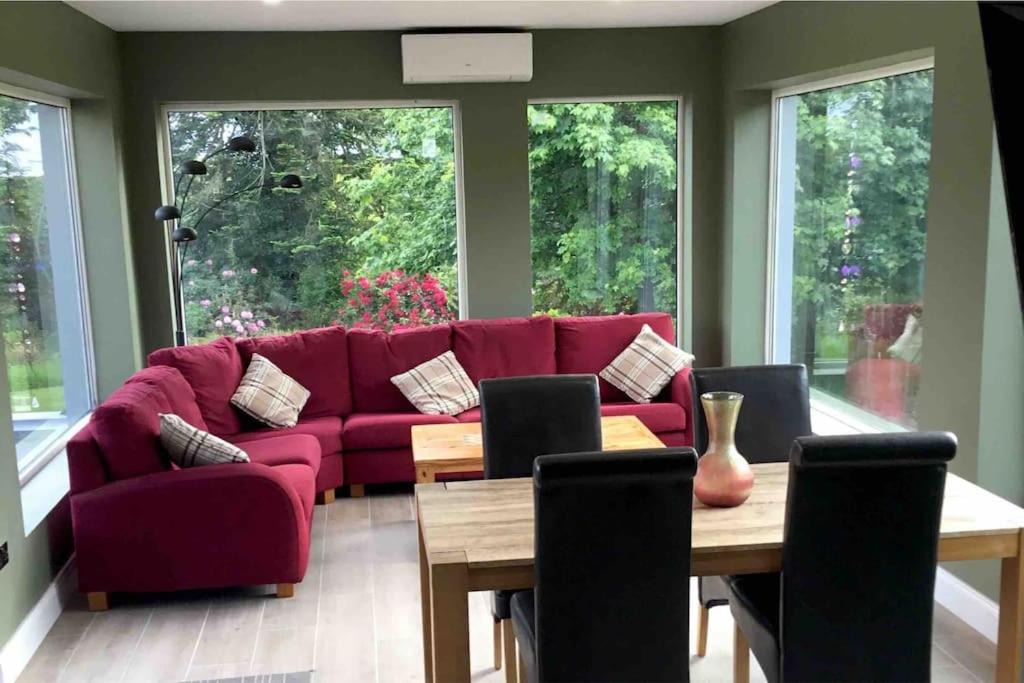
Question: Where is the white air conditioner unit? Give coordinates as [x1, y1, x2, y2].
[401, 33, 533, 84]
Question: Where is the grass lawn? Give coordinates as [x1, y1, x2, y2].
[6, 352, 65, 413]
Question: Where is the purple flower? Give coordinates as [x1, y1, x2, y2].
[223, 315, 232, 323]
[250, 267, 259, 275]
[257, 320, 266, 328]
[849, 154, 862, 169]
[205, 259, 213, 266]
[840, 264, 862, 278]
[220, 305, 230, 314]
[200, 299, 211, 308]
[240, 310, 253, 320]
[845, 215, 862, 228]
[246, 322, 259, 333]
[222, 269, 236, 279]
[7, 233, 20, 243]
[214, 320, 224, 328]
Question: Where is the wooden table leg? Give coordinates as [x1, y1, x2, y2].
[419, 519, 434, 683]
[996, 529, 1024, 683]
[430, 554, 471, 683]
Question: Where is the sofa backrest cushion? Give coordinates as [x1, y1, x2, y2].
[126, 365, 207, 430]
[236, 326, 352, 418]
[554, 313, 677, 402]
[452, 316, 556, 384]
[147, 336, 244, 436]
[348, 324, 453, 412]
[91, 380, 173, 481]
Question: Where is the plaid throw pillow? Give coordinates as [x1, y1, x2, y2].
[159, 413, 249, 467]
[391, 350, 479, 416]
[231, 353, 311, 428]
[600, 324, 695, 403]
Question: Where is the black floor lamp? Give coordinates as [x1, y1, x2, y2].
[154, 135, 302, 346]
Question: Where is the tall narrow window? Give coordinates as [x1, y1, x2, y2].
[165, 105, 459, 342]
[770, 67, 934, 429]
[528, 100, 679, 322]
[0, 89, 94, 471]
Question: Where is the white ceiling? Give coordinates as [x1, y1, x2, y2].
[67, 0, 776, 32]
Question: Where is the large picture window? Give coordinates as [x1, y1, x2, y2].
[769, 66, 934, 429]
[164, 105, 460, 342]
[0, 88, 94, 472]
[528, 99, 679, 322]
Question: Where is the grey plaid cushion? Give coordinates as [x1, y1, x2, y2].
[231, 353, 311, 428]
[390, 350, 479, 416]
[600, 323, 695, 403]
[159, 413, 249, 467]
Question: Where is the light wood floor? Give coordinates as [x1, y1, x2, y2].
[19, 490, 996, 682]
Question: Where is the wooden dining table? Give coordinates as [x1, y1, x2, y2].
[416, 462, 1024, 683]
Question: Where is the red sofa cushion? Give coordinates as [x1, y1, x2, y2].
[236, 434, 321, 473]
[91, 381, 172, 481]
[148, 337, 245, 436]
[229, 416, 343, 456]
[274, 463, 317, 521]
[343, 412, 457, 450]
[347, 324, 452, 412]
[125, 365, 207, 430]
[452, 316, 556, 383]
[555, 313, 677, 401]
[455, 407, 481, 423]
[236, 326, 351, 418]
[600, 402, 687, 434]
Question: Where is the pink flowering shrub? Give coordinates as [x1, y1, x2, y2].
[336, 270, 456, 332]
[183, 260, 274, 341]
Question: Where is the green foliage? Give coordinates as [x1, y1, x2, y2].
[790, 70, 934, 338]
[528, 101, 678, 319]
[169, 107, 458, 341]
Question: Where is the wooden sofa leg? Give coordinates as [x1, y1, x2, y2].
[276, 583, 295, 599]
[317, 488, 336, 505]
[349, 484, 365, 498]
[87, 592, 109, 612]
[502, 619, 517, 683]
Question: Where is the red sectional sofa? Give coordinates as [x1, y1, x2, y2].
[67, 313, 692, 600]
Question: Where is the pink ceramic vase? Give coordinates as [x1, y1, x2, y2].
[694, 391, 754, 507]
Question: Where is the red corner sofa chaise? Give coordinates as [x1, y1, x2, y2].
[68, 313, 693, 607]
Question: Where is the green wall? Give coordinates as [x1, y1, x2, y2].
[0, 1, 139, 648]
[117, 27, 724, 360]
[720, 0, 1021, 598]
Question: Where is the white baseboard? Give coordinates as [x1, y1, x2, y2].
[934, 566, 999, 643]
[0, 556, 77, 683]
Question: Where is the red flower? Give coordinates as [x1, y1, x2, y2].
[358, 276, 370, 290]
[362, 312, 372, 323]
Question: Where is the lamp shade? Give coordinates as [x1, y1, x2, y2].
[154, 205, 181, 221]
[171, 226, 198, 243]
[279, 174, 303, 189]
[181, 160, 208, 175]
[228, 136, 256, 152]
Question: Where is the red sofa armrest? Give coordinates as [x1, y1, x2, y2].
[72, 463, 310, 593]
[669, 367, 695, 446]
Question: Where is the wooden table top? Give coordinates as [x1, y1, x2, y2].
[411, 414, 664, 467]
[416, 462, 1024, 579]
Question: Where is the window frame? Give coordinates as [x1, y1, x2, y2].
[156, 99, 468, 339]
[0, 81, 99, 484]
[763, 58, 934, 434]
[526, 95, 688, 341]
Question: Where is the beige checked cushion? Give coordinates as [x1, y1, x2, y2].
[159, 413, 249, 467]
[230, 353, 311, 428]
[600, 323, 695, 403]
[390, 350, 479, 416]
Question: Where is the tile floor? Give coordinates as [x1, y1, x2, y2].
[18, 491, 996, 682]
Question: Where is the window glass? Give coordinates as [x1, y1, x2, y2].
[166, 106, 458, 341]
[528, 100, 678, 322]
[771, 69, 934, 428]
[0, 92, 93, 469]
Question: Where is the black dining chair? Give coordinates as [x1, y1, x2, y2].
[729, 432, 957, 683]
[511, 447, 699, 683]
[690, 364, 811, 655]
[480, 374, 602, 683]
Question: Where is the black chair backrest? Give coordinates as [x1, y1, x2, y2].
[480, 374, 602, 479]
[781, 432, 957, 682]
[691, 365, 810, 464]
[533, 448, 698, 682]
